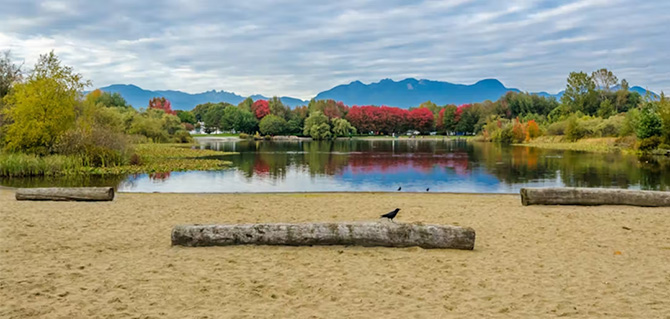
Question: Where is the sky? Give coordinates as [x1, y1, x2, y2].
[1, 0, 668, 99]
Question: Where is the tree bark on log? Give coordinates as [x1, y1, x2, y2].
[172, 222, 475, 250]
[520, 187, 670, 207]
[15, 187, 115, 202]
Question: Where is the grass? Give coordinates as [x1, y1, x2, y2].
[519, 136, 635, 154]
[0, 143, 234, 177]
[190, 133, 238, 137]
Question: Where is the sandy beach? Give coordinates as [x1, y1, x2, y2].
[1, 190, 669, 318]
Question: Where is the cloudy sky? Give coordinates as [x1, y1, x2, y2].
[1, 0, 668, 99]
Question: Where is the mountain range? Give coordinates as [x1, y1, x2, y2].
[97, 78, 656, 110]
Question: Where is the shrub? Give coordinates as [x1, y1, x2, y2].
[172, 130, 193, 143]
[637, 103, 662, 139]
[658, 143, 670, 150]
[546, 120, 568, 136]
[263, 135, 272, 140]
[239, 133, 250, 139]
[565, 117, 585, 141]
[638, 136, 662, 152]
[55, 126, 128, 167]
[258, 115, 287, 136]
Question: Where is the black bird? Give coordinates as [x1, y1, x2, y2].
[397, 186, 402, 191]
[381, 208, 400, 222]
[426, 188, 430, 192]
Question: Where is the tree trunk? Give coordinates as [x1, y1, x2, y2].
[172, 222, 475, 250]
[15, 187, 115, 202]
[520, 187, 670, 207]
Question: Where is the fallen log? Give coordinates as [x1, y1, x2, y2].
[172, 222, 475, 250]
[520, 187, 670, 207]
[15, 187, 115, 202]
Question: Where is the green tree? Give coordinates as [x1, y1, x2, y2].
[221, 106, 241, 131]
[2, 51, 89, 154]
[597, 99, 614, 118]
[203, 104, 226, 132]
[309, 123, 332, 140]
[331, 118, 356, 137]
[176, 110, 196, 124]
[237, 110, 258, 133]
[269, 96, 287, 119]
[637, 102, 662, 139]
[565, 116, 585, 141]
[238, 97, 253, 113]
[258, 114, 287, 135]
[658, 93, 670, 143]
[303, 111, 329, 136]
[442, 105, 458, 133]
[561, 71, 598, 115]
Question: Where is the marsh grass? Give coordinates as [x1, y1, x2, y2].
[520, 136, 633, 154]
[0, 143, 234, 177]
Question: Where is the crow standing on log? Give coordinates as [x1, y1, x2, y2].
[381, 208, 400, 222]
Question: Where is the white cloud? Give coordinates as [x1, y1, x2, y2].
[0, 0, 669, 99]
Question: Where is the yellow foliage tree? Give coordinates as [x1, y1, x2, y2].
[2, 51, 89, 154]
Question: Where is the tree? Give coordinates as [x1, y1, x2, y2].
[148, 97, 176, 115]
[268, 96, 287, 119]
[591, 68, 618, 92]
[658, 93, 670, 143]
[561, 72, 598, 115]
[597, 99, 614, 118]
[407, 107, 434, 133]
[2, 51, 89, 154]
[309, 123, 332, 140]
[303, 111, 329, 136]
[176, 110, 196, 125]
[0, 50, 22, 100]
[252, 100, 270, 119]
[331, 118, 356, 137]
[637, 102, 662, 139]
[441, 105, 458, 133]
[221, 106, 241, 131]
[238, 97, 253, 113]
[237, 110, 258, 133]
[203, 104, 226, 132]
[258, 114, 287, 135]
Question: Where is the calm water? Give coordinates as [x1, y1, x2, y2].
[2, 139, 670, 193]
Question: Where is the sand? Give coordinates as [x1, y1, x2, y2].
[1, 190, 670, 318]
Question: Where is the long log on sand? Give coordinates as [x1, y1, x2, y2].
[172, 222, 475, 250]
[520, 187, 670, 207]
[15, 187, 115, 202]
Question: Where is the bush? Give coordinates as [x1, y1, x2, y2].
[637, 103, 662, 139]
[565, 117, 585, 141]
[239, 133, 250, 139]
[55, 127, 128, 167]
[595, 114, 624, 137]
[259, 115, 287, 136]
[658, 143, 670, 150]
[172, 130, 193, 143]
[546, 120, 568, 136]
[263, 135, 272, 140]
[638, 136, 662, 152]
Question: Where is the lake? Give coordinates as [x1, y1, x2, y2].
[2, 139, 669, 193]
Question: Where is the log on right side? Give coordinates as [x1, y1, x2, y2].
[520, 187, 670, 207]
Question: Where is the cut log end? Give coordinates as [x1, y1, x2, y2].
[172, 222, 476, 250]
[15, 187, 115, 202]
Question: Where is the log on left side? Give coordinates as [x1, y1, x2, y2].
[15, 187, 115, 201]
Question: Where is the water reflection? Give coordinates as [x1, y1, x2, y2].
[2, 139, 669, 193]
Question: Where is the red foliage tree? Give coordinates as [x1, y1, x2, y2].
[148, 97, 176, 115]
[408, 107, 434, 133]
[346, 105, 408, 135]
[251, 100, 270, 119]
